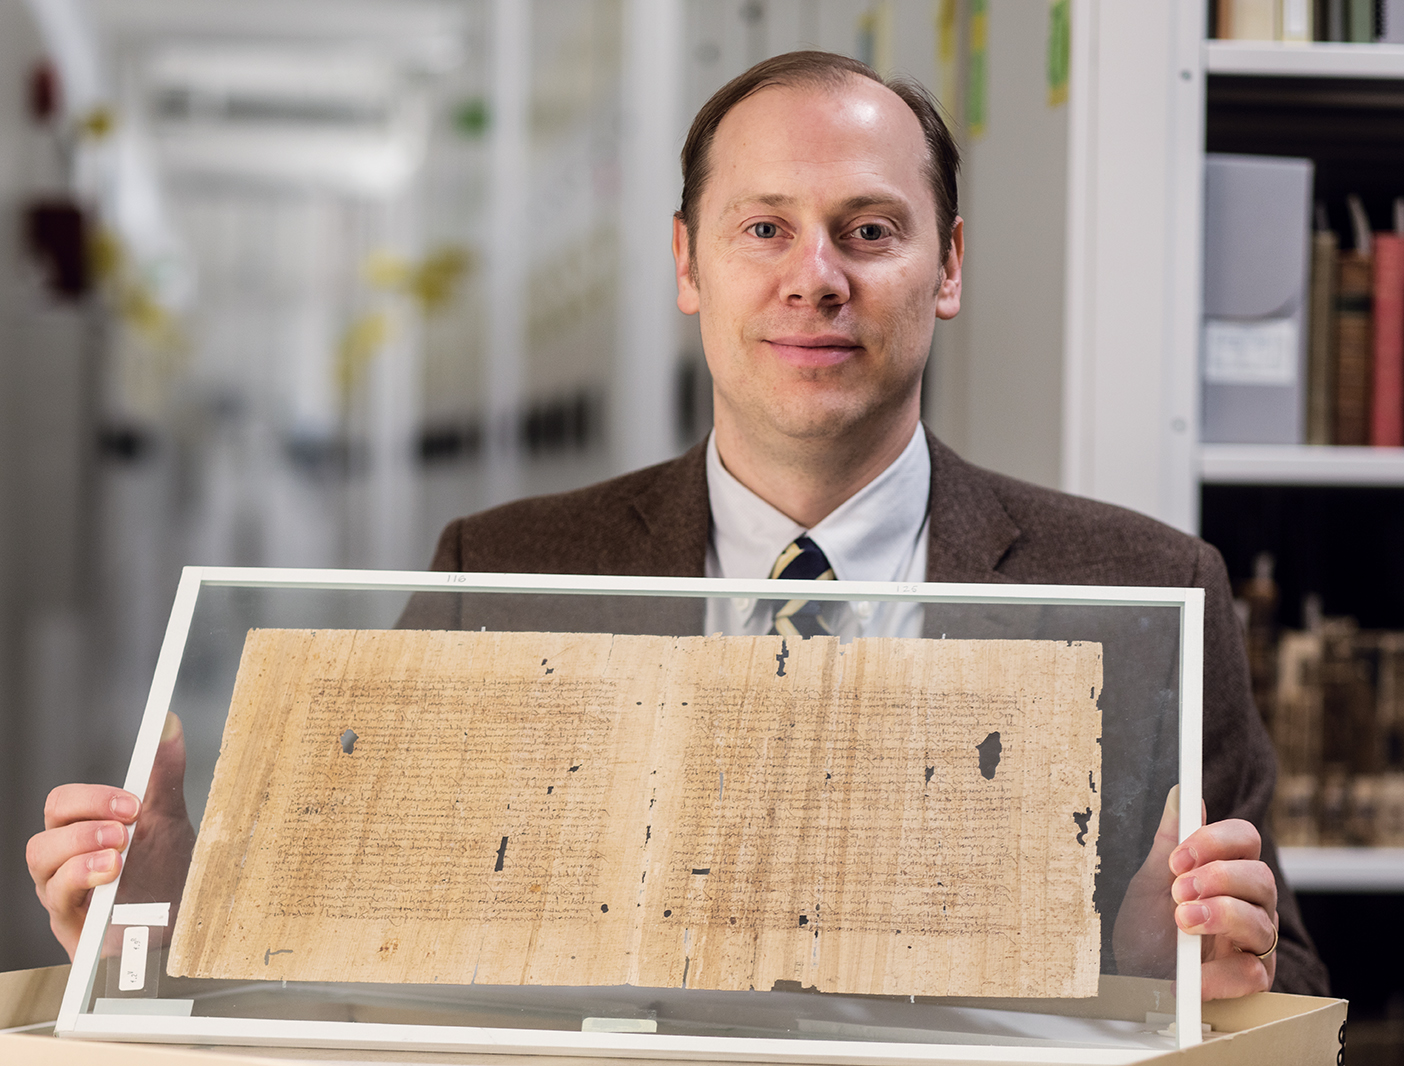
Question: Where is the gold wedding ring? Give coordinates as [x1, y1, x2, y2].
[1253, 925, 1279, 961]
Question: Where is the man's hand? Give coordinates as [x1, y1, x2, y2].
[1171, 812, 1278, 999]
[1113, 785, 1279, 1000]
[26, 713, 196, 960]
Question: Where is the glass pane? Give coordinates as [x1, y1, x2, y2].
[77, 574, 1191, 1056]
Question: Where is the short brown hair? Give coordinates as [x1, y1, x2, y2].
[677, 51, 960, 263]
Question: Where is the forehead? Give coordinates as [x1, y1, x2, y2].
[703, 77, 932, 216]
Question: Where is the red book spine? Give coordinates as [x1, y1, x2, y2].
[1372, 234, 1404, 447]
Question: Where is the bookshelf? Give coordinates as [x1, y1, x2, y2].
[1199, 34, 1404, 905]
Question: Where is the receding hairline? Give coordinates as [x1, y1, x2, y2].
[678, 50, 960, 284]
[703, 78, 937, 218]
[713, 70, 927, 148]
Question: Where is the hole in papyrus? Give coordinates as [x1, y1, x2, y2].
[1073, 807, 1092, 846]
[976, 731, 1001, 780]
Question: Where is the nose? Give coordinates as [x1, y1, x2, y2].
[783, 228, 850, 307]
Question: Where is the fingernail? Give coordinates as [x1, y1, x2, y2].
[89, 851, 116, 874]
[1169, 847, 1195, 876]
[1181, 903, 1210, 928]
[1173, 875, 1201, 903]
[96, 825, 126, 850]
[111, 794, 138, 820]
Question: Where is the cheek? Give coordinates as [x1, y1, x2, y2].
[866, 271, 942, 367]
[869, 257, 941, 308]
[699, 279, 769, 350]
[872, 269, 940, 335]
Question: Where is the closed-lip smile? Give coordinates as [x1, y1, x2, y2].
[765, 334, 863, 367]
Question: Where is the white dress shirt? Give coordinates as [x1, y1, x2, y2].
[703, 425, 930, 639]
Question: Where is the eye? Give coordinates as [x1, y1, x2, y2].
[749, 221, 780, 239]
[855, 222, 889, 241]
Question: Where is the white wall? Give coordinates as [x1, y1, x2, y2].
[941, 1, 1070, 491]
[1060, 0, 1202, 531]
[931, 0, 1202, 531]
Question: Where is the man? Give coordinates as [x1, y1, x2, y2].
[28, 51, 1327, 998]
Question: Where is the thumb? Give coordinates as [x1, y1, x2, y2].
[1140, 784, 1182, 879]
[142, 713, 189, 819]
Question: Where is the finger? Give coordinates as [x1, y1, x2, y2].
[43, 784, 139, 832]
[1201, 949, 1273, 1001]
[1172, 858, 1278, 913]
[142, 713, 189, 818]
[1135, 785, 1183, 879]
[26, 821, 130, 888]
[1175, 895, 1277, 954]
[1170, 818, 1261, 876]
[41, 849, 124, 953]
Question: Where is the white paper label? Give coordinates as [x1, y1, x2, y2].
[582, 1017, 659, 1033]
[118, 925, 148, 991]
[1283, 0, 1309, 36]
[111, 902, 170, 927]
[1204, 318, 1298, 386]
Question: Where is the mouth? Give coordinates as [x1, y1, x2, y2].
[764, 335, 864, 368]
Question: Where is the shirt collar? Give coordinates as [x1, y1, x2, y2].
[705, 424, 931, 583]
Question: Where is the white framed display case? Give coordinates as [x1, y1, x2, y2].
[54, 567, 1206, 1061]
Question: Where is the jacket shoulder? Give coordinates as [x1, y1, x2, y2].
[428, 443, 709, 576]
[973, 465, 1214, 589]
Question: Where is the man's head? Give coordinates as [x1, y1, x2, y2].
[672, 51, 964, 486]
[677, 52, 960, 285]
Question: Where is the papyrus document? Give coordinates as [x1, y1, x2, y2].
[168, 629, 1102, 997]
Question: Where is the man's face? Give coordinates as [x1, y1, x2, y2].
[674, 76, 962, 450]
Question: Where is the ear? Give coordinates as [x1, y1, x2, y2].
[934, 216, 964, 321]
[673, 215, 700, 316]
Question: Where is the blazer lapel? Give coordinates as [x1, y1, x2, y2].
[622, 431, 1018, 585]
[924, 428, 1021, 583]
[627, 439, 711, 579]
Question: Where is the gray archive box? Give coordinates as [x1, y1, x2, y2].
[1202, 153, 1314, 444]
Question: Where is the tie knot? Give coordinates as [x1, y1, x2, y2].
[768, 537, 835, 639]
[769, 536, 835, 582]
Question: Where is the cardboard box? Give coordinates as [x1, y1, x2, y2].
[0, 964, 1348, 1066]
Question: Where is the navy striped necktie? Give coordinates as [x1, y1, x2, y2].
[768, 535, 835, 638]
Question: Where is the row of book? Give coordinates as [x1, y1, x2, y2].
[1200, 159, 1404, 446]
[1307, 196, 1404, 447]
[1214, 0, 1404, 42]
[1239, 582, 1404, 844]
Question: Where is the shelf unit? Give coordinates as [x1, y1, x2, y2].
[1200, 444, 1404, 484]
[1200, 35, 1404, 492]
[1279, 847, 1404, 892]
[1206, 39, 1404, 77]
[1197, 36, 1404, 904]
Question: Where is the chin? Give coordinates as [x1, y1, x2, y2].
[766, 402, 878, 443]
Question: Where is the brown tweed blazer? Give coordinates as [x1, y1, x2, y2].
[424, 428, 1328, 996]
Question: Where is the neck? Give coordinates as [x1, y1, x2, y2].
[712, 404, 922, 528]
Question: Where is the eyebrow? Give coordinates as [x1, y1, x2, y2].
[721, 192, 910, 217]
